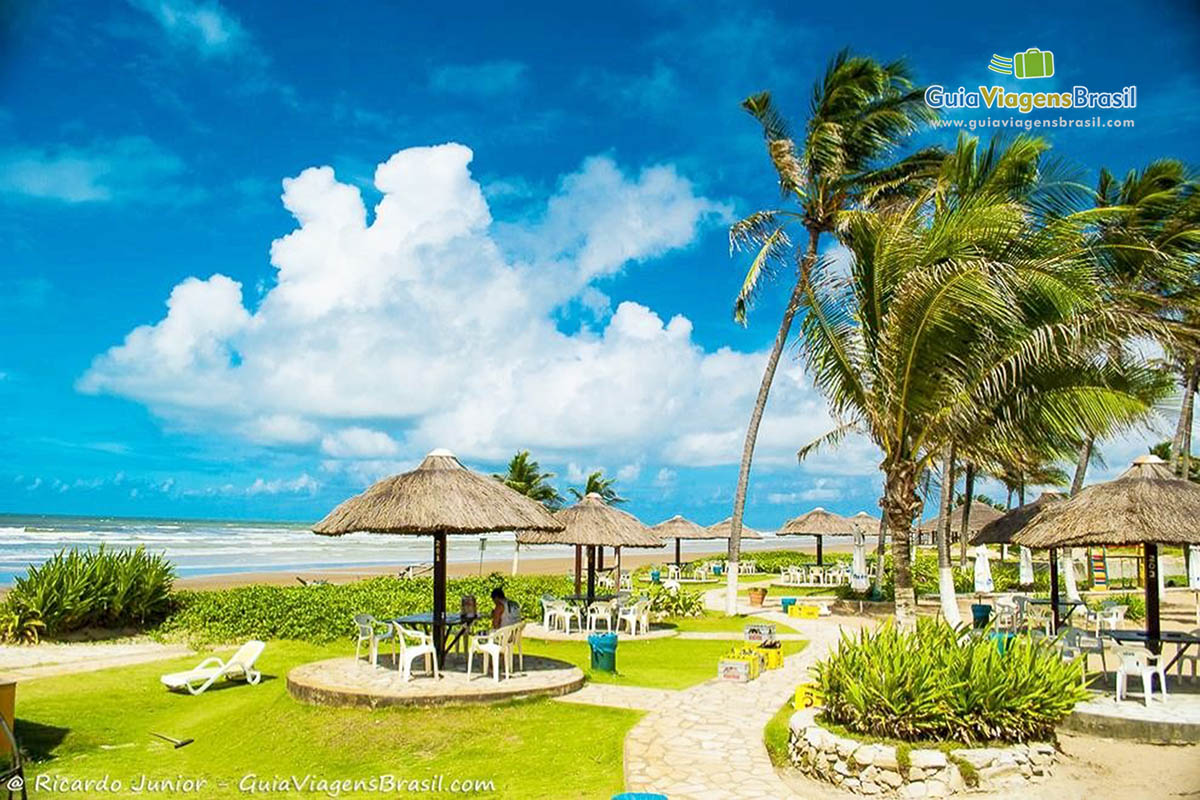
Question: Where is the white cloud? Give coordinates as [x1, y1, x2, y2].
[0, 137, 189, 204]
[246, 473, 320, 495]
[79, 143, 848, 485]
[616, 462, 642, 482]
[429, 61, 528, 96]
[127, 0, 248, 57]
[320, 427, 400, 459]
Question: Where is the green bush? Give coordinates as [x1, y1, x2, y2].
[1, 547, 175, 642]
[648, 586, 704, 617]
[157, 573, 575, 644]
[814, 620, 1088, 744]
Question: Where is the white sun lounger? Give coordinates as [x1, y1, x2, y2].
[161, 640, 265, 695]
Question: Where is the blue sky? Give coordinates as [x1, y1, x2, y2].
[1, 0, 1198, 525]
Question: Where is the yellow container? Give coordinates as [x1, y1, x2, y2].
[0, 674, 15, 757]
[757, 644, 783, 670]
[723, 649, 761, 680]
[789, 604, 821, 619]
[794, 681, 823, 710]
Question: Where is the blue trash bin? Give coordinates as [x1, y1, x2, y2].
[612, 794, 668, 800]
[971, 603, 992, 629]
[650, 569, 661, 584]
[781, 597, 797, 613]
[588, 632, 618, 672]
[713, 563, 724, 576]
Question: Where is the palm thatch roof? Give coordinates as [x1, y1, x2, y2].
[1012, 455, 1200, 548]
[849, 511, 881, 529]
[651, 515, 720, 541]
[705, 517, 764, 540]
[917, 501, 1005, 534]
[779, 507, 859, 536]
[970, 492, 1064, 545]
[312, 449, 564, 536]
[517, 493, 661, 548]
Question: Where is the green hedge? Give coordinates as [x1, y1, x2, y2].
[815, 620, 1089, 743]
[156, 573, 576, 644]
[1, 547, 174, 643]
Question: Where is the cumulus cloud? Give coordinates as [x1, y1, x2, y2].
[79, 142, 854, 486]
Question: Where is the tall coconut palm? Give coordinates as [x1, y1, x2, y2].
[793, 136, 1170, 623]
[568, 471, 625, 505]
[493, 450, 563, 509]
[725, 50, 940, 612]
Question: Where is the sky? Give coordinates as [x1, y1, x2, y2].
[1, 0, 1198, 526]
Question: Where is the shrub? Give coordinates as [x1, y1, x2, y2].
[1, 547, 175, 642]
[814, 619, 1088, 744]
[648, 586, 704, 618]
[157, 573, 575, 644]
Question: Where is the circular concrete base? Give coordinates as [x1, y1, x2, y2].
[521, 622, 677, 642]
[1064, 690, 1200, 743]
[287, 653, 584, 708]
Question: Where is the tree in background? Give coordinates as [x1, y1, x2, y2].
[493, 451, 564, 509]
[568, 471, 625, 505]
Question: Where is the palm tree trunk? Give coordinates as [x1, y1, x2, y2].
[1070, 437, 1093, 495]
[1172, 358, 1199, 476]
[883, 459, 923, 626]
[872, 513, 888, 597]
[725, 230, 821, 614]
[936, 445, 962, 626]
[958, 463, 975, 568]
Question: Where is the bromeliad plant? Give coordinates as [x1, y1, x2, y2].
[1, 546, 175, 642]
[648, 586, 704, 618]
[814, 620, 1089, 744]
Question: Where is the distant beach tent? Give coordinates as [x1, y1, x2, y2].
[918, 501, 1005, 537]
[312, 448, 563, 661]
[518, 493, 660, 605]
[652, 515, 718, 567]
[704, 517, 764, 541]
[1013, 454, 1200, 645]
[778, 508, 863, 566]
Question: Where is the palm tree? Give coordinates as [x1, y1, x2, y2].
[725, 50, 940, 612]
[793, 134, 1170, 623]
[568, 471, 625, 505]
[493, 451, 563, 510]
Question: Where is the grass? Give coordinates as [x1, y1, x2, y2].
[16, 640, 639, 799]
[658, 611, 797, 635]
[763, 700, 795, 767]
[523, 637, 806, 690]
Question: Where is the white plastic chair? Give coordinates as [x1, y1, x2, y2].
[393, 624, 440, 681]
[161, 641, 265, 695]
[586, 600, 615, 632]
[1059, 626, 1108, 682]
[597, 573, 615, 590]
[1115, 647, 1168, 706]
[540, 597, 579, 633]
[1174, 628, 1200, 681]
[1086, 601, 1127, 635]
[618, 598, 650, 635]
[667, 564, 681, 580]
[353, 614, 396, 666]
[467, 623, 517, 682]
[620, 571, 633, 591]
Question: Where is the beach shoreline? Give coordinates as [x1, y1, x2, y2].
[174, 540, 855, 591]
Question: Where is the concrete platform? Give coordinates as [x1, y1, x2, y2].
[287, 652, 584, 708]
[1064, 679, 1200, 743]
[521, 622, 677, 642]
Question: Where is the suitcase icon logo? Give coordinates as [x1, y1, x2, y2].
[988, 48, 1055, 79]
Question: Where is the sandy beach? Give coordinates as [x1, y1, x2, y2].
[174, 540, 857, 590]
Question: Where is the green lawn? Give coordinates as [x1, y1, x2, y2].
[658, 611, 797, 635]
[524, 637, 805, 690]
[763, 700, 795, 767]
[16, 640, 639, 799]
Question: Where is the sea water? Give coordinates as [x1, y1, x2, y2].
[0, 513, 801, 585]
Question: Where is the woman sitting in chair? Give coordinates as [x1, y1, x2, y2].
[490, 587, 522, 630]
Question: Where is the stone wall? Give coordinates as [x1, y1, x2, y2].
[788, 710, 1056, 798]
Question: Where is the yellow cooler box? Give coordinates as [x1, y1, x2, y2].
[757, 641, 783, 670]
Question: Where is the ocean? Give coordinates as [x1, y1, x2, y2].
[0, 513, 800, 585]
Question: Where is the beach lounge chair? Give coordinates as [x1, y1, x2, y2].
[353, 614, 397, 666]
[160, 640, 265, 695]
[393, 624, 440, 681]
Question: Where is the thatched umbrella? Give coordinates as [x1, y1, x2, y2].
[705, 517, 765, 540]
[970, 492, 1064, 545]
[1013, 455, 1200, 645]
[918, 500, 1005, 536]
[778, 508, 862, 565]
[518, 493, 660, 604]
[313, 449, 563, 660]
[652, 515, 711, 568]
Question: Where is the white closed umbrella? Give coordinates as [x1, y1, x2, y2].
[1189, 545, 1200, 590]
[850, 528, 869, 592]
[973, 545, 994, 594]
[1061, 549, 1082, 603]
[1019, 546, 1035, 586]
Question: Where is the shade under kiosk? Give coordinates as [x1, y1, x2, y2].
[517, 493, 660, 605]
[312, 449, 564, 662]
[1013, 454, 1200, 648]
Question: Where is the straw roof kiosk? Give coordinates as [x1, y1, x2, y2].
[778, 508, 860, 565]
[313, 449, 563, 661]
[1014, 455, 1200, 646]
[518, 493, 660, 605]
